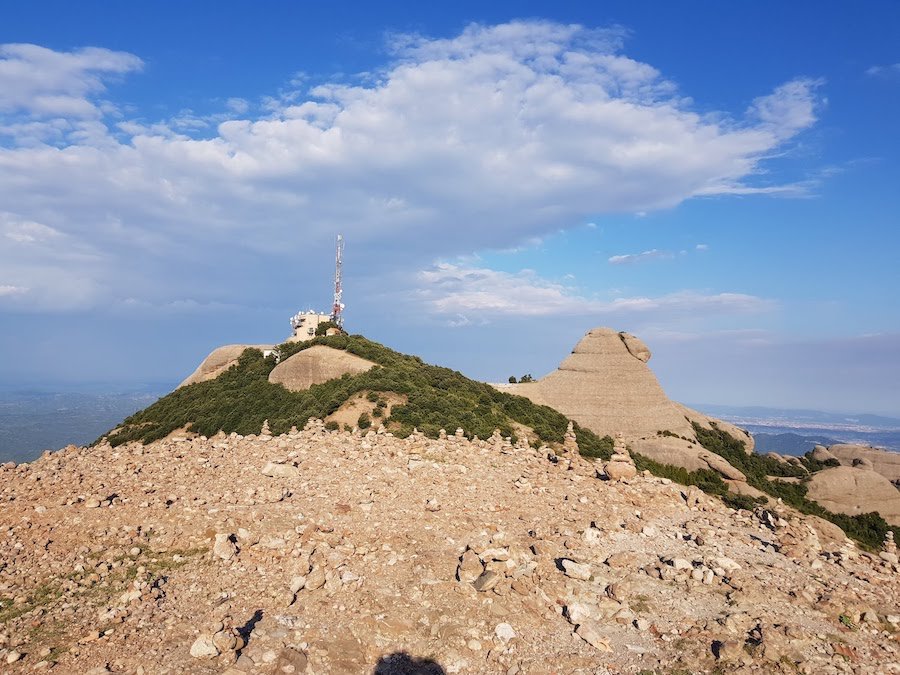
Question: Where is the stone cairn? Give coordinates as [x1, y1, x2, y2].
[603, 433, 637, 481]
[882, 531, 899, 568]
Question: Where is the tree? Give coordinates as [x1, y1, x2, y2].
[508, 376, 517, 384]
[519, 374, 534, 383]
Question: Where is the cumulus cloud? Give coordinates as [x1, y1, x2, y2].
[0, 23, 822, 311]
[608, 249, 674, 265]
[417, 262, 773, 320]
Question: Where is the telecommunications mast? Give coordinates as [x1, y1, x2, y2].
[331, 234, 345, 328]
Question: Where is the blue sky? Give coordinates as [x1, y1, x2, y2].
[1, 1, 899, 415]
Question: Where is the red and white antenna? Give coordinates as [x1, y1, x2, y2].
[331, 234, 345, 328]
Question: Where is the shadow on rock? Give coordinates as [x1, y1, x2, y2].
[373, 651, 446, 674]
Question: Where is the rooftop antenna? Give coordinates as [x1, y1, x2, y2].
[331, 234, 345, 328]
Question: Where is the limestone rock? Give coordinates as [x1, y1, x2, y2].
[604, 460, 637, 481]
[189, 634, 220, 658]
[561, 559, 592, 581]
[575, 620, 612, 652]
[213, 534, 238, 561]
[261, 461, 300, 479]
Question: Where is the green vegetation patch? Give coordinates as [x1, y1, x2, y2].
[691, 421, 900, 550]
[100, 335, 614, 457]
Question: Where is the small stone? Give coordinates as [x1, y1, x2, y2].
[190, 634, 220, 658]
[212, 630, 238, 653]
[85, 497, 102, 508]
[6, 650, 22, 664]
[604, 461, 637, 481]
[495, 623, 516, 643]
[565, 602, 596, 625]
[634, 618, 650, 631]
[457, 549, 484, 584]
[290, 575, 307, 593]
[561, 559, 592, 581]
[305, 566, 326, 590]
[213, 534, 238, 561]
[575, 621, 611, 652]
[473, 570, 502, 592]
[714, 640, 744, 661]
[261, 461, 300, 479]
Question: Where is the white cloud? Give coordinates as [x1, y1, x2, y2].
[0, 43, 142, 119]
[0, 24, 822, 311]
[0, 285, 28, 297]
[866, 63, 900, 77]
[695, 243, 709, 251]
[608, 248, 674, 265]
[417, 262, 773, 320]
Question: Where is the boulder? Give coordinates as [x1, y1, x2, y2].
[269, 346, 376, 392]
[828, 444, 900, 482]
[631, 437, 746, 482]
[805, 466, 900, 526]
[811, 445, 838, 463]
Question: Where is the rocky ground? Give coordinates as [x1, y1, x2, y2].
[1, 422, 899, 674]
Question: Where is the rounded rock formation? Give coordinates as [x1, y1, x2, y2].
[269, 345, 376, 392]
[180, 344, 273, 388]
[805, 466, 900, 526]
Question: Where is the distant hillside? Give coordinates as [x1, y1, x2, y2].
[0, 390, 166, 464]
[752, 432, 840, 456]
[102, 334, 615, 458]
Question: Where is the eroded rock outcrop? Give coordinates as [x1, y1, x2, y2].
[827, 443, 900, 483]
[268, 345, 376, 392]
[179, 344, 273, 388]
[505, 328, 697, 441]
[503, 327, 752, 481]
[805, 465, 900, 526]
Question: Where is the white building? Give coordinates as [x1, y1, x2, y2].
[288, 310, 332, 342]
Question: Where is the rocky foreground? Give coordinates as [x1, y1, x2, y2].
[1, 423, 899, 674]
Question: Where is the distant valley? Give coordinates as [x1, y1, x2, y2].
[692, 403, 900, 455]
[0, 388, 170, 463]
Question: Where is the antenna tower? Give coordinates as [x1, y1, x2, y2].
[331, 234, 345, 328]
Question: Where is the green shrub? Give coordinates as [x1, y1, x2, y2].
[324, 421, 339, 431]
[357, 412, 371, 429]
[315, 320, 343, 337]
[632, 452, 728, 495]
